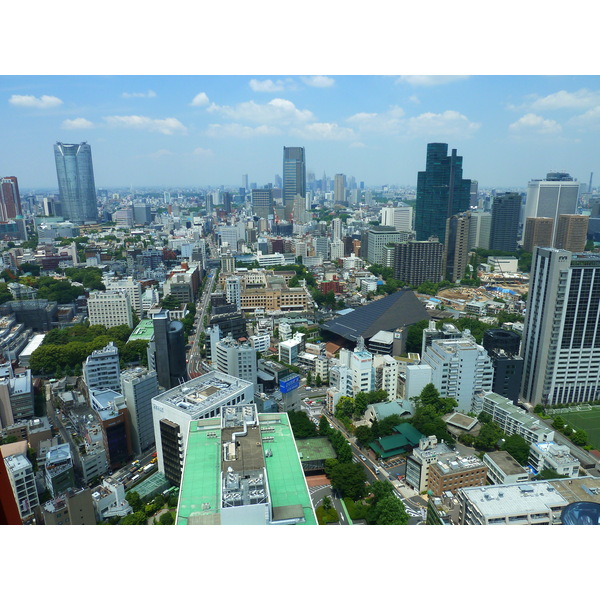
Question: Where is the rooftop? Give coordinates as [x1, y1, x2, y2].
[484, 451, 529, 476]
[127, 319, 155, 342]
[176, 405, 316, 525]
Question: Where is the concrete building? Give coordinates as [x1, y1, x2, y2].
[42, 487, 96, 525]
[554, 214, 589, 252]
[102, 275, 143, 318]
[427, 454, 488, 497]
[489, 193, 521, 253]
[225, 276, 242, 311]
[45, 444, 76, 498]
[405, 436, 456, 494]
[478, 391, 554, 444]
[523, 217, 554, 253]
[390, 239, 444, 287]
[468, 211, 491, 250]
[521, 248, 600, 406]
[365, 226, 407, 266]
[528, 441, 580, 478]
[3, 452, 39, 522]
[87, 290, 133, 328]
[120, 368, 159, 456]
[83, 341, 121, 393]
[524, 172, 580, 244]
[148, 309, 187, 390]
[279, 332, 305, 365]
[151, 371, 255, 486]
[176, 404, 316, 525]
[214, 334, 257, 393]
[444, 212, 471, 282]
[483, 451, 529, 486]
[422, 334, 494, 413]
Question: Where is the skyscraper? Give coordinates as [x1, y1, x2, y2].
[0, 177, 22, 220]
[148, 309, 188, 390]
[524, 172, 580, 244]
[391, 239, 444, 287]
[251, 188, 273, 220]
[521, 248, 600, 406]
[334, 174, 345, 205]
[283, 147, 305, 220]
[54, 142, 98, 223]
[489, 192, 522, 252]
[554, 214, 589, 252]
[523, 217, 554, 253]
[444, 212, 471, 282]
[415, 143, 471, 244]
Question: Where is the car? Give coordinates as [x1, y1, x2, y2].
[360, 454, 366, 461]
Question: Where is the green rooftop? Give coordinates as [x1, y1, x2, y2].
[127, 319, 154, 342]
[295, 437, 337, 462]
[176, 409, 316, 525]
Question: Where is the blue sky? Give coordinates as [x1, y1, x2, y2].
[2, 74, 600, 191]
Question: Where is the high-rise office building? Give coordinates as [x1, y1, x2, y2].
[282, 147, 305, 220]
[120, 368, 159, 455]
[214, 334, 257, 393]
[415, 143, 471, 244]
[444, 212, 471, 282]
[148, 309, 188, 390]
[380, 206, 413, 232]
[0, 177, 22, 220]
[489, 193, 521, 252]
[365, 226, 407, 265]
[54, 142, 98, 223]
[251, 188, 273, 220]
[223, 192, 233, 214]
[521, 248, 600, 406]
[554, 214, 589, 252]
[523, 217, 554, 253]
[332, 217, 342, 241]
[334, 174, 345, 204]
[468, 211, 491, 250]
[391, 239, 444, 287]
[225, 276, 242, 311]
[524, 172, 580, 244]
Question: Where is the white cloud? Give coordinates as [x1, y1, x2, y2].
[406, 110, 481, 138]
[205, 123, 281, 138]
[9, 94, 63, 108]
[192, 147, 214, 157]
[147, 149, 174, 158]
[567, 106, 600, 128]
[347, 106, 405, 133]
[527, 89, 600, 111]
[61, 117, 94, 130]
[408, 95, 420, 104]
[302, 75, 335, 88]
[207, 98, 314, 124]
[509, 113, 562, 135]
[249, 79, 287, 92]
[122, 90, 157, 98]
[103, 115, 188, 135]
[396, 75, 468, 87]
[190, 92, 210, 107]
[292, 122, 356, 141]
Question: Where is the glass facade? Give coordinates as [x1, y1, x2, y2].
[54, 142, 98, 223]
[415, 143, 471, 244]
[282, 147, 305, 218]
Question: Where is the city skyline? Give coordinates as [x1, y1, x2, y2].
[2, 75, 600, 191]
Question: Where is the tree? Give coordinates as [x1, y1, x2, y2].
[354, 425, 375, 446]
[287, 410, 318, 439]
[477, 411, 492, 424]
[552, 416, 565, 430]
[405, 320, 430, 354]
[326, 462, 367, 501]
[369, 495, 409, 525]
[474, 422, 504, 451]
[125, 491, 142, 513]
[159, 511, 174, 525]
[501, 434, 530, 465]
[571, 429, 588, 446]
[306, 372, 313, 386]
[418, 383, 457, 416]
[318, 415, 331, 437]
[533, 469, 568, 481]
[315, 373, 322, 387]
[121, 511, 147, 525]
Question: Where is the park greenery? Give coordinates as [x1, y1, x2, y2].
[29, 323, 149, 376]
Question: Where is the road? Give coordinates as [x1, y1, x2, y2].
[324, 413, 427, 524]
[187, 267, 217, 378]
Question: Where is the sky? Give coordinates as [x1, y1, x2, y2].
[3, 74, 600, 192]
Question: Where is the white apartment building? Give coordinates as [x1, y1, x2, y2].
[102, 275, 143, 317]
[215, 334, 257, 392]
[478, 391, 554, 444]
[83, 342, 121, 393]
[422, 335, 494, 412]
[225, 276, 242, 310]
[374, 354, 400, 401]
[278, 332, 305, 365]
[249, 333, 271, 353]
[483, 451, 530, 486]
[87, 290, 133, 328]
[4, 453, 39, 522]
[528, 441, 580, 478]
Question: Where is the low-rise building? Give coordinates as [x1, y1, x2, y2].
[42, 487, 96, 525]
[483, 451, 530, 485]
[529, 441, 580, 478]
[428, 455, 488, 497]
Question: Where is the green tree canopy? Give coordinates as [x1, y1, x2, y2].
[287, 410, 318, 439]
[501, 434, 530, 465]
[326, 462, 367, 501]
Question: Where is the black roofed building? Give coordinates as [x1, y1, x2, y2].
[319, 288, 429, 352]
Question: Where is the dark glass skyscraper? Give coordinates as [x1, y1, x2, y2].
[54, 142, 98, 223]
[489, 192, 522, 252]
[415, 143, 471, 244]
[282, 146, 305, 220]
